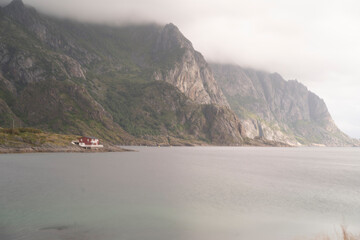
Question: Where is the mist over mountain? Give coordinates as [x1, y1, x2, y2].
[0, 0, 357, 146]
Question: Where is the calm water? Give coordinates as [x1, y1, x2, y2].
[0, 147, 359, 240]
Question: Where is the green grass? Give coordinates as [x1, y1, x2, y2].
[0, 127, 79, 147]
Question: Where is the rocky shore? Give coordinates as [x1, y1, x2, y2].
[0, 128, 292, 154]
[0, 145, 133, 154]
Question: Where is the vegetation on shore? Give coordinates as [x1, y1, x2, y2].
[0, 127, 81, 153]
[0, 127, 79, 147]
[308, 226, 360, 240]
[0, 127, 132, 153]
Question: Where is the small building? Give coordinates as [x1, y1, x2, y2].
[76, 136, 103, 149]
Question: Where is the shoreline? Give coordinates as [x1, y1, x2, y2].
[0, 145, 133, 154]
[0, 140, 292, 154]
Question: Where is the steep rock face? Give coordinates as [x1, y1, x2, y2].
[0, 8, 87, 87]
[2, 0, 98, 65]
[0, 44, 46, 86]
[201, 104, 244, 145]
[211, 63, 357, 146]
[153, 24, 229, 107]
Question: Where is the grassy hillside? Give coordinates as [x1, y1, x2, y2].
[0, 127, 78, 147]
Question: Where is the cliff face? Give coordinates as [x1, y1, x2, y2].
[0, 0, 244, 145]
[153, 24, 229, 107]
[211, 63, 357, 146]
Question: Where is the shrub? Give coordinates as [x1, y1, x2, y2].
[0, 128, 42, 134]
[0, 128, 20, 135]
[18, 128, 43, 133]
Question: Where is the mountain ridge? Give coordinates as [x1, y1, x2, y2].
[210, 63, 357, 146]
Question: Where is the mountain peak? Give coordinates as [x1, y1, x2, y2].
[157, 23, 193, 50]
[6, 0, 25, 9]
[3, 0, 41, 28]
[162, 23, 183, 40]
[164, 23, 178, 30]
[4, 0, 27, 16]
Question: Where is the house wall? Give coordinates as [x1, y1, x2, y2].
[79, 137, 99, 145]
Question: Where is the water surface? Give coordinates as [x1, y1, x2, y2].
[0, 147, 359, 240]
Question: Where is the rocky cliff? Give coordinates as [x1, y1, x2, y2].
[211, 63, 357, 146]
[153, 23, 229, 106]
[0, 0, 244, 145]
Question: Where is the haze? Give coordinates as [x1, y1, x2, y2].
[1, 0, 359, 138]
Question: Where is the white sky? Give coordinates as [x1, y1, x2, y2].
[2, 0, 360, 138]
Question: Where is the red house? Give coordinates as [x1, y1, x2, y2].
[78, 136, 103, 148]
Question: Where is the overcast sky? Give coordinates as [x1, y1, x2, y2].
[2, 0, 360, 138]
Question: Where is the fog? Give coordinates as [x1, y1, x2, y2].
[1, 0, 360, 138]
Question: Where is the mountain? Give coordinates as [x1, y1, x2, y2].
[0, 0, 245, 145]
[211, 63, 357, 146]
[1, 0, 355, 147]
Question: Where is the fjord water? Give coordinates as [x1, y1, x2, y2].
[0, 147, 359, 240]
